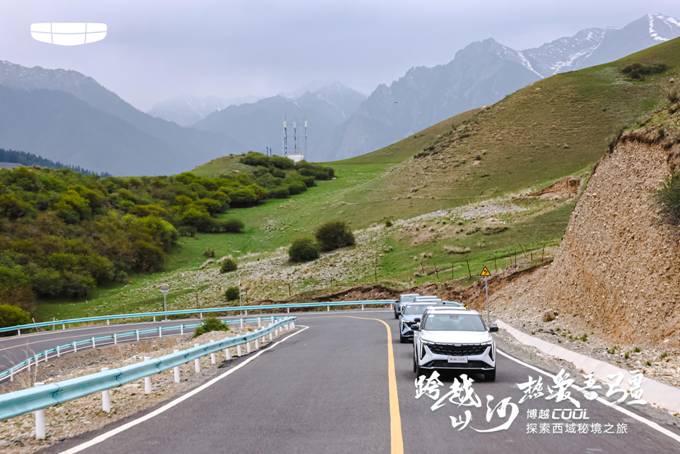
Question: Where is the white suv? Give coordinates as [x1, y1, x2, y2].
[412, 308, 498, 381]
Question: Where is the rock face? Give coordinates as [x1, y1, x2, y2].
[528, 137, 680, 345]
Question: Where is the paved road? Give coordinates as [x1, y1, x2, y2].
[40, 312, 680, 454]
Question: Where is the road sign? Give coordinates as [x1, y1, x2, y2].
[480, 265, 491, 277]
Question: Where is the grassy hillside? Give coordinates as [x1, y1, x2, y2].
[36, 38, 680, 319]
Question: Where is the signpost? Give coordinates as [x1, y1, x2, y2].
[159, 284, 170, 320]
[480, 265, 491, 324]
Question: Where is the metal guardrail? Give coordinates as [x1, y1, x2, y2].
[0, 316, 296, 421]
[0, 316, 280, 383]
[0, 300, 396, 335]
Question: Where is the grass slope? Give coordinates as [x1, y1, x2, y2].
[36, 39, 680, 319]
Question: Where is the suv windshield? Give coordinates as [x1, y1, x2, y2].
[403, 304, 435, 316]
[422, 313, 486, 332]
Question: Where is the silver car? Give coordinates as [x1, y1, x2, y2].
[412, 308, 498, 381]
[393, 293, 420, 319]
[399, 302, 442, 343]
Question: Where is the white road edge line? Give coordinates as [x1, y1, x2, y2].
[59, 325, 310, 454]
[498, 349, 680, 445]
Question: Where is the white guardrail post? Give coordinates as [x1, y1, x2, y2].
[173, 350, 181, 383]
[34, 382, 45, 440]
[101, 368, 111, 413]
[143, 357, 152, 394]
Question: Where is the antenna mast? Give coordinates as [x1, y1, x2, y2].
[282, 119, 288, 156]
[293, 121, 297, 153]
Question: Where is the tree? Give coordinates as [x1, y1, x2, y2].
[315, 221, 355, 252]
[288, 238, 320, 263]
[0, 304, 31, 332]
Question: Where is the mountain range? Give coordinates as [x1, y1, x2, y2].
[0, 13, 678, 172]
[0, 61, 242, 175]
[332, 13, 680, 159]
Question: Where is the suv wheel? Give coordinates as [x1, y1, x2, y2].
[399, 334, 408, 343]
[484, 369, 496, 382]
[413, 355, 422, 376]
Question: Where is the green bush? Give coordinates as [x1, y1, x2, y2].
[193, 316, 230, 338]
[224, 286, 240, 301]
[288, 238, 320, 263]
[621, 63, 668, 80]
[315, 221, 355, 252]
[220, 258, 238, 273]
[660, 173, 680, 224]
[221, 218, 245, 233]
[0, 304, 31, 332]
[268, 186, 290, 199]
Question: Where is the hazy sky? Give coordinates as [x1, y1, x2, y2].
[0, 1, 678, 110]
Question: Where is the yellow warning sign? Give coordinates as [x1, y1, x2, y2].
[480, 265, 491, 277]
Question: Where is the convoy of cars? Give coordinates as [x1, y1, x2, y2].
[393, 294, 498, 381]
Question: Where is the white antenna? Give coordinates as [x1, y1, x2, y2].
[293, 121, 297, 153]
[304, 120, 308, 155]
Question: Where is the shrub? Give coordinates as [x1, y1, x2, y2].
[268, 186, 290, 199]
[0, 304, 31, 332]
[224, 286, 240, 301]
[221, 219, 245, 233]
[203, 249, 215, 258]
[220, 258, 238, 273]
[621, 63, 668, 80]
[288, 238, 320, 263]
[660, 173, 680, 224]
[315, 221, 355, 252]
[193, 316, 229, 338]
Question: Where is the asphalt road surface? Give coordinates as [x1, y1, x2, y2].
[24, 312, 680, 454]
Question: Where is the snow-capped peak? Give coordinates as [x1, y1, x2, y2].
[648, 13, 680, 42]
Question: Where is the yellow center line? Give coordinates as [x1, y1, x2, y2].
[343, 315, 404, 454]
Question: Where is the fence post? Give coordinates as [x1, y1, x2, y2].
[286, 307, 290, 314]
[62, 323, 66, 331]
[180, 324, 184, 335]
[106, 319, 110, 326]
[136, 330, 140, 342]
[236, 344, 242, 356]
[56, 345, 61, 358]
[361, 304, 365, 311]
[269, 331, 273, 342]
[101, 368, 111, 413]
[240, 318, 244, 329]
[73, 341, 77, 353]
[257, 317, 262, 328]
[143, 358, 152, 394]
[194, 358, 201, 374]
[210, 353, 216, 365]
[34, 382, 46, 440]
[246, 341, 252, 354]
[113, 333, 117, 345]
[327, 305, 330, 312]
[224, 348, 231, 360]
[172, 350, 180, 383]
[158, 326, 162, 338]
[199, 312, 204, 320]
[17, 328, 21, 336]
[254, 338, 259, 350]
[153, 316, 156, 322]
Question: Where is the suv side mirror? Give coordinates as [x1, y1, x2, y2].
[411, 324, 420, 331]
[414, 317, 421, 323]
[489, 324, 499, 333]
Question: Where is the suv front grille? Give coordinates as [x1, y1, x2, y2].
[427, 343, 488, 356]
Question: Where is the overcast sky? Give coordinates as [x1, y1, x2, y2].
[0, 1, 678, 110]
